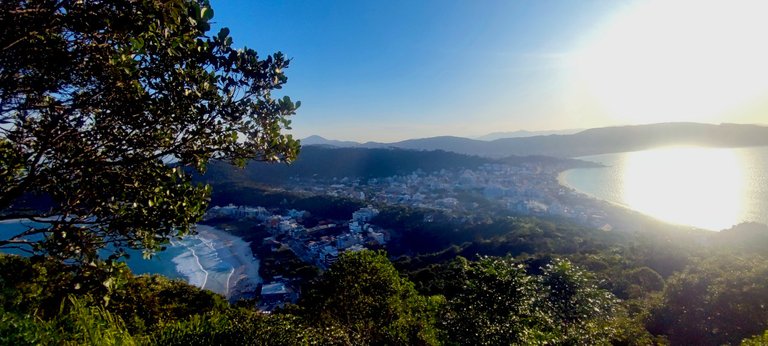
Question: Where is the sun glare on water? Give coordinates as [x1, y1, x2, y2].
[575, 0, 768, 124]
[620, 147, 746, 230]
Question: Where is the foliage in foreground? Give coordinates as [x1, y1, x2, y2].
[299, 250, 442, 345]
[650, 255, 768, 345]
[1, 295, 138, 346]
[152, 309, 350, 346]
[438, 256, 653, 345]
[6, 248, 768, 345]
[0, 251, 636, 345]
[0, 0, 299, 264]
[5, 223, 768, 345]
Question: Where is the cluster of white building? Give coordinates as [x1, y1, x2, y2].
[277, 206, 387, 269]
[283, 162, 612, 230]
[204, 204, 272, 220]
[205, 204, 393, 309]
[217, 205, 387, 270]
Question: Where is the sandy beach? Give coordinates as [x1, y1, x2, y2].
[172, 225, 262, 299]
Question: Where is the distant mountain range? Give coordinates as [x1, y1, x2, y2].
[302, 123, 768, 158]
[473, 129, 582, 141]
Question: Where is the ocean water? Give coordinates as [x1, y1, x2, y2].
[560, 146, 768, 231]
[0, 221, 260, 296]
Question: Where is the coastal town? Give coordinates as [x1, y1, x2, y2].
[282, 161, 614, 230]
[205, 203, 388, 311]
[204, 158, 622, 310]
[205, 204, 387, 271]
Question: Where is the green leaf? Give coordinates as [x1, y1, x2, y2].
[218, 27, 230, 41]
[0, 0, 297, 270]
[201, 7, 214, 21]
[130, 37, 144, 50]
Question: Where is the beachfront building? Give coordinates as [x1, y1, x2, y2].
[349, 221, 363, 233]
[259, 281, 298, 312]
[286, 209, 308, 220]
[345, 244, 366, 253]
[352, 206, 379, 223]
[320, 245, 339, 267]
[204, 204, 271, 220]
[336, 233, 364, 249]
[278, 219, 300, 234]
[368, 230, 387, 245]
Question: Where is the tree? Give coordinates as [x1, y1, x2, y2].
[440, 256, 630, 345]
[742, 329, 768, 346]
[300, 250, 441, 345]
[439, 256, 545, 345]
[652, 255, 768, 345]
[0, 0, 299, 263]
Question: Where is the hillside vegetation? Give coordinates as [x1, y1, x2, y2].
[3, 216, 768, 344]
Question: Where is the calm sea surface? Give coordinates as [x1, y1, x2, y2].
[0, 219, 186, 278]
[559, 146, 768, 231]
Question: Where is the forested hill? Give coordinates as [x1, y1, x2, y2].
[306, 123, 768, 158]
[493, 122, 768, 157]
[193, 146, 494, 184]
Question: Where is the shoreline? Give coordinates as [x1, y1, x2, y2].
[194, 225, 262, 299]
[557, 168, 644, 213]
[556, 168, 714, 234]
[0, 219, 262, 299]
[171, 225, 262, 300]
[557, 147, 768, 232]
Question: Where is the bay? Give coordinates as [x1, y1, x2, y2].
[0, 221, 261, 298]
[559, 146, 768, 231]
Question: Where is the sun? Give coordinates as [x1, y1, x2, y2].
[574, 0, 768, 125]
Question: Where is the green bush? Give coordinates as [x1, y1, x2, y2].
[300, 250, 442, 345]
[152, 308, 350, 345]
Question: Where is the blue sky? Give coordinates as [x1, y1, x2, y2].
[211, 1, 768, 142]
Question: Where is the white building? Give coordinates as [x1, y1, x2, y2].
[352, 206, 380, 223]
[368, 231, 387, 245]
[320, 245, 339, 266]
[205, 204, 270, 220]
[336, 233, 363, 249]
[286, 209, 307, 219]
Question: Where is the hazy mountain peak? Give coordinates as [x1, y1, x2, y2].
[476, 129, 582, 141]
[301, 123, 768, 158]
[301, 135, 362, 147]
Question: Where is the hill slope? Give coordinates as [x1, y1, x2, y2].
[304, 123, 768, 158]
[194, 146, 494, 185]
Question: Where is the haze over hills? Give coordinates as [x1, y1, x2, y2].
[300, 135, 363, 147]
[302, 123, 768, 158]
[194, 146, 496, 185]
[196, 146, 600, 186]
[474, 129, 582, 141]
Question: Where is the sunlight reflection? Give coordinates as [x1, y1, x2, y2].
[620, 147, 746, 230]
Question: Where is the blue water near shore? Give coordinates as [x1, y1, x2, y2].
[560, 146, 768, 230]
[0, 221, 260, 296]
[0, 219, 180, 280]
